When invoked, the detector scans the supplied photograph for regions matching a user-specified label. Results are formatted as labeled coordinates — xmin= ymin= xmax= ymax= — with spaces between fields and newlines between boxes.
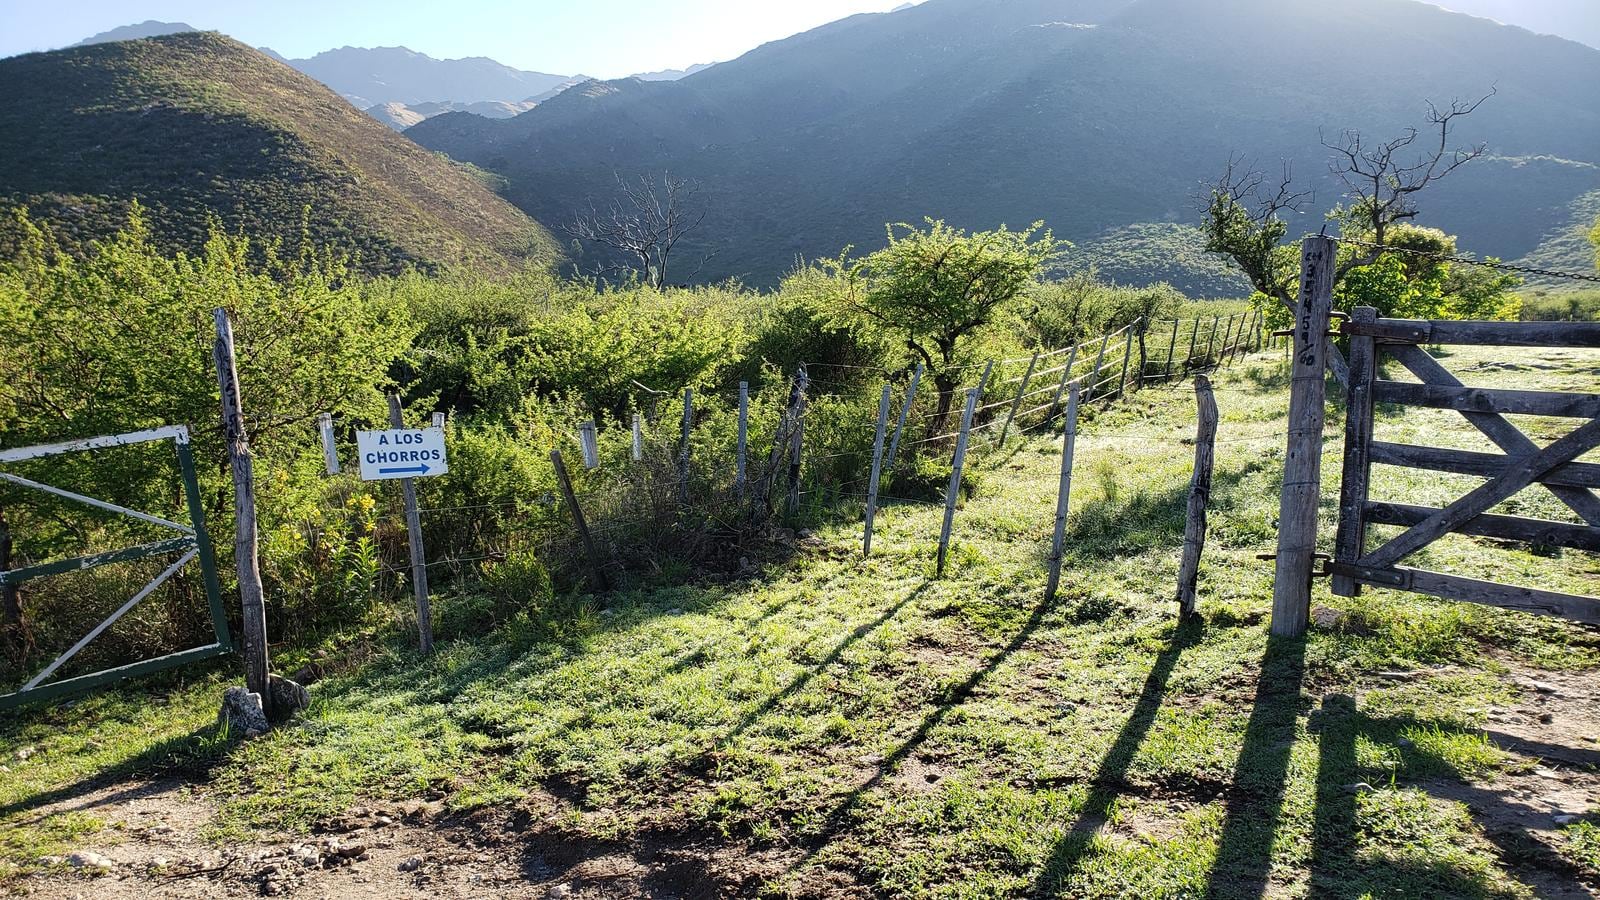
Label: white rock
xmin=67 ymin=851 xmax=113 ymax=871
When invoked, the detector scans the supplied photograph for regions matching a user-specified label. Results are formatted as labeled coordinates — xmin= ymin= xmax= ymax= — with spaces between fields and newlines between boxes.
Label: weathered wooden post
xmin=999 ymin=352 xmax=1040 ymax=447
xmin=318 ymin=413 xmax=339 ymax=475
xmin=1135 ymin=316 xmax=1150 ymax=388
xmin=1116 ymin=319 xmax=1137 ymax=399
xmin=551 ymin=449 xmax=608 ymax=591
xmin=735 ymin=382 xmax=750 ymax=499
xmin=785 ymin=367 xmax=809 ymax=517
xmin=936 ymin=388 xmax=980 ymax=576
xmin=579 ymin=421 xmax=600 ymax=469
xmin=1043 ymin=382 xmax=1082 ymax=603
xmin=1164 ymin=318 xmax=1180 ymax=379
xmin=212 ymin=309 xmax=273 ymax=713
xmin=1086 ymin=331 xmax=1111 ymax=402
xmin=677 ymin=389 xmax=694 ymax=502
xmin=388 ymin=394 xmax=434 ymax=653
xmin=631 ymin=413 xmax=643 ymax=462
xmin=884 ymin=363 xmax=922 ymax=477
xmin=1185 ymin=317 xmax=1201 ymax=371
xmin=863 ymin=384 xmax=893 ymax=557
xmin=1332 ymin=307 xmax=1378 ymax=598
xmin=1271 ymin=236 xmax=1336 ymax=638
xmin=1177 ymin=376 xmax=1218 ymax=620
xmin=1219 ymin=316 xmax=1238 ymax=367
xmin=431 ymin=412 xmax=447 ymax=429
xmin=1050 ymin=343 xmax=1080 ymax=418
xmin=1204 ymin=315 xmax=1220 ymax=368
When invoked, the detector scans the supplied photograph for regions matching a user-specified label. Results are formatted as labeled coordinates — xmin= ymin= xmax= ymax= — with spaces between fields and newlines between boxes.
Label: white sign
xmin=356 ymin=428 xmax=448 ymax=482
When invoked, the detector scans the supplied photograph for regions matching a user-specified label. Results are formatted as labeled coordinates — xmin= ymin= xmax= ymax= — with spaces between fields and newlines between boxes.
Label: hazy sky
xmin=0 ymin=0 xmax=916 ymax=78
xmin=0 ymin=1 xmax=1594 ymax=78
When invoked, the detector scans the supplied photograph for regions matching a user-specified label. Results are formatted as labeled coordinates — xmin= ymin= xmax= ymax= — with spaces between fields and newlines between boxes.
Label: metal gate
xmin=0 ymin=426 xmax=232 ymax=710
xmin=1329 ymin=308 xmax=1600 ymax=622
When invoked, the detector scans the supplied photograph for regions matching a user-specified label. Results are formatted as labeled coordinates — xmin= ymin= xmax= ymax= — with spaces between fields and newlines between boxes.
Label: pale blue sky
xmin=0 ymin=1 xmax=1593 ymax=78
xmin=0 ymin=0 xmax=917 ymax=78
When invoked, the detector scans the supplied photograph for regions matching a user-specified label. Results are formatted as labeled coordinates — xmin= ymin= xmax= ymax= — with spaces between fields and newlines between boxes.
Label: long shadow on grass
xmin=779 ymin=583 xmax=1076 ymax=883
xmin=1027 ymin=615 xmax=1206 ymax=893
xmin=1062 ymin=459 xmax=1274 ymax=563
xmin=1311 ymin=695 xmax=1593 ymax=899
xmin=1201 ymin=634 xmax=1308 ymax=899
xmin=0 ymin=722 xmax=226 ymax=820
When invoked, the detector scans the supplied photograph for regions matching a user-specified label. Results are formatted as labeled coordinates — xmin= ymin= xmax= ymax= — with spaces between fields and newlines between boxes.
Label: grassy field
xmin=3 ymin=343 xmax=1599 ymax=898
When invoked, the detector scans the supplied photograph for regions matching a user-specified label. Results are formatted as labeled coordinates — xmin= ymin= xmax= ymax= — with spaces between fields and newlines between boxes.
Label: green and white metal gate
xmin=0 ymin=425 xmax=232 ymax=711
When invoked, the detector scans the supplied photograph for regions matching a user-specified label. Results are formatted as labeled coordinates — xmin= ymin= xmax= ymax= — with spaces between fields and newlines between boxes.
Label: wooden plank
xmin=213 ymin=309 xmax=272 ymax=712
xmin=1176 ymin=376 xmax=1217 ymax=619
xmin=1366 ymin=501 xmax=1600 ymax=552
xmin=936 ymin=388 xmax=980 ymax=577
xmin=1044 ymin=382 xmax=1082 ymax=604
xmin=1389 ymin=344 xmax=1600 ymax=526
xmin=389 ymin=394 xmax=433 ymax=654
xmin=1370 ymin=442 xmax=1600 ymax=489
xmin=1333 ymin=307 xmax=1379 ymax=597
xmin=1345 ymin=319 xmax=1600 ymax=347
xmin=0 ymin=535 xmax=195 ymax=587
xmin=1328 ymin=562 xmax=1600 ymax=624
xmin=1361 ymin=415 xmax=1600 ymax=569
xmin=1272 ymin=236 xmax=1336 ymax=638
xmin=551 ymin=449 xmax=608 ymax=590
xmin=1374 ymin=381 xmax=1600 ymax=419
xmin=863 ymin=384 xmax=893 ymax=557
xmin=0 ymin=425 xmax=190 ymax=464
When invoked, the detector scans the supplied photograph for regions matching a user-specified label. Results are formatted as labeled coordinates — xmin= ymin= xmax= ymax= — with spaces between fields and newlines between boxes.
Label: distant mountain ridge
xmin=407 ymin=0 xmax=1600 ymax=290
xmin=0 ymin=32 xmax=556 ymax=274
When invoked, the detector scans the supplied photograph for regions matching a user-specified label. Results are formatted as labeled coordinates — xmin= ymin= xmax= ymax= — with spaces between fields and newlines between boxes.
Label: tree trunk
xmin=929 ymin=374 xmax=957 ymax=438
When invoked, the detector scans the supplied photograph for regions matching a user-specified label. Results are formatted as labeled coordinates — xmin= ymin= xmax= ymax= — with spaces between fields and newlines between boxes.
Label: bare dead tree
xmin=1201 ymin=156 xmax=1314 ymax=306
xmin=562 ymin=173 xmax=713 ymax=288
xmin=1323 ymin=89 xmax=1495 ymax=278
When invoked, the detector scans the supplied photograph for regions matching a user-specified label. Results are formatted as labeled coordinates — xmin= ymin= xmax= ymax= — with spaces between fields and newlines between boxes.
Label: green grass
xmin=3 ymin=344 xmax=1598 ymax=897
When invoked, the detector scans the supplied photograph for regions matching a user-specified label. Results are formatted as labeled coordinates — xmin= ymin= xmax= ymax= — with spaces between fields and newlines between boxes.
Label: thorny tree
xmin=563 ymin=174 xmax=712 ymax=289
xmin=1201 ymin=91 xmax=1496 ymax=382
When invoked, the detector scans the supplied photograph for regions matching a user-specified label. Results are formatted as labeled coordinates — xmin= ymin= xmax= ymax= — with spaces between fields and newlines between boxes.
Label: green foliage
xmin=1591 ymin=216 xmax=1599 ymax=269
xmin=1333 ymin=224 xmax=1520 ymax=321
xmin=1023 ymin=272 xmax=1184 ymax=350
xmin=1520 ymin=289 xmax=1600 ymax=322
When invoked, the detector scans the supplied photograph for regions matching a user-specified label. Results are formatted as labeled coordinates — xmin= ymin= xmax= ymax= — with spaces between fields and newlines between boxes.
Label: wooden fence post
xmin=212 ymin=309 xmax=272 ymax=713
xmin=976 ymin=360 xmax=995 ymax=404
xmin=551 ymin=449 xmax=608 ymax=591
xmin=1116 ymin=319 xmax=1137 ymax=399
xmin=1271 ymin=236 xmax=1336 ymax=637
xmin=1044 ymin=382 xmax=1082 ymax=603
xmin=1135 ymin=316 xmax=1150 ymax=388
xmin=1186 ymin=317 xmax=1201 ymax=371
xmin=1086 ymin=332 xmax=1111 ymax=402
xmin=1050 ymin=343 xmax=1080 ymax=418
xmin=389 ymin=394 xmax=434 ymax=653
xmin=735 ymin=382 xmax=749 ymax=499
xmin=1164 ymin=318 xmax=1180 ymax=379
xmin=936 ymin=388 xmax=980 ymax=576
xmin=1204 ymin=316 xmax=1220 ymax=368
xmin=786 ymin=367 xmax=809 ymax=517
xmin=863 ymin=384 xmax=893 ymax=557
xmin=1177 ymin=376 xmax=1218 ymax=619
xmin=999 ymin=352 xmax=1040 ymax=447
xmin=677 ymin=389 xmax=694 ymax=503
xmin=1332 ymin=307 xmax=1378 ymax=598
xmin=579 ymin=422 xmax=600 ymax=469
xmin=631 ymin=413 xmax=643 ymax=462
xmin=318 ymin=413 xmax=339 ymax=475
xmin=884 ymin=362 xmax=922 ymax=477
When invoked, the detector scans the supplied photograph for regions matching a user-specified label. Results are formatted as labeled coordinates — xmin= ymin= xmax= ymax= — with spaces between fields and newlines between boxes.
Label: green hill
xmin=0 ymin=32 xmax=557 ymax=274
xmin=409 ymin=0 xmax=1600 ymax=288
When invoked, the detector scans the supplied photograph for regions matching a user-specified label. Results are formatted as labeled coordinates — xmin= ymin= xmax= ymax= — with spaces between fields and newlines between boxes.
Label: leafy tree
xmin=1592 ymin=216 xmax=1599 ymax=270
xmin=802 ymin=219 xmax=1062 ymax=433
xmin=1331 ymin=223 xmax=1519 ymax=321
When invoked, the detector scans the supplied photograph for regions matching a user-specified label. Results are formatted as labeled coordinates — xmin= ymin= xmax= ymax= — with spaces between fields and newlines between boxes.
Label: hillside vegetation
xmin=0 ymin=32 xmax=557 ymax=275
xmin=409 ymin=0 xmax=1600 ymax=289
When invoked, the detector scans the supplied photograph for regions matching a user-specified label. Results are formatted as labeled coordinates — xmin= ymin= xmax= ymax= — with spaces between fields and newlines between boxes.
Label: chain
xmin=1334 ymin=236 xmax=1600 ymax=285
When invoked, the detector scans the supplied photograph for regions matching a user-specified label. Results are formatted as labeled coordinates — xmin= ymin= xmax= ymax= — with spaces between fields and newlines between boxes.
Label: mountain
xmin=0 ymin=32 xmax=557 ymax=274
xmin=283 ymin=45 xmax=574 ymax=108
xmin=73 ymin=21 xmax=196 ymax=46
xmin=408 ymin=0 xmax=1600 ymax=291
xmin=366 ymin=98 xmax=542 ymax=131
xmin=632 ymin=62 xmax=715 ymax=81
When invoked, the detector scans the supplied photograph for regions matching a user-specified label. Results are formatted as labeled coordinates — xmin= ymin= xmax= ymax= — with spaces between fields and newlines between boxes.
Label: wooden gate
xmin=1329 ymin=309 xmax=1600 ymax=622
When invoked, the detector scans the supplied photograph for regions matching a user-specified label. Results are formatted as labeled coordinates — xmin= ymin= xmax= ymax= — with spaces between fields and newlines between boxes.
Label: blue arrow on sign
xmin=379 ymin=463 xmax=431 ymax=476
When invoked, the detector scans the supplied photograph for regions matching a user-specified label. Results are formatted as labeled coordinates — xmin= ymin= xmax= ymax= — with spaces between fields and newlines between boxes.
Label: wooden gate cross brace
xmin=1362 ymin=414 xmax=1600 ymax=570
xmin=1389 ymin=344 xmax=1600 ymax=526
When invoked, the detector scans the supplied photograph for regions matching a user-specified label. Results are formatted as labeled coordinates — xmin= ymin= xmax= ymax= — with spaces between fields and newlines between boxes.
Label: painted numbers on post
xmin=356 ymin=428 xmax=448 ymax=481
